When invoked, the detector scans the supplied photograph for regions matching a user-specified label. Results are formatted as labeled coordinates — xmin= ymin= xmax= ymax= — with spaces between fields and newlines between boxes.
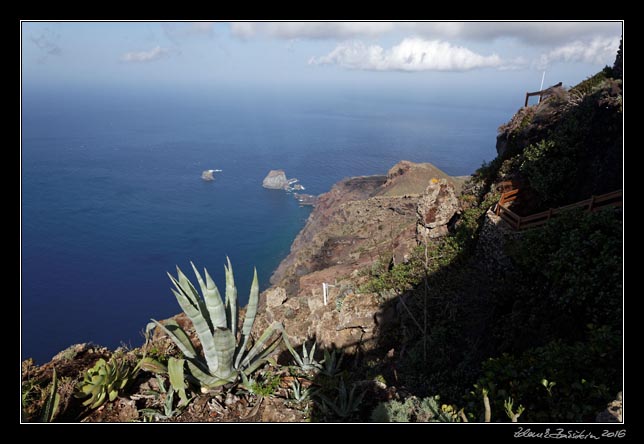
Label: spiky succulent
xmin=319 ymin=348 xmax=344 ymax=377
xmin=153 ymin=259 xmax=295 ymax=390
xmin=289 ymin=378 xmax=312 ymax=403
xmin=290 ymin=340 xmax=323 ymax=372
xmin=315 ymin=378 xmax=365 ymax=419
xmin=75 ymin=357 xmax=138 ymax=409
xmin=41 ymin=368 xmax=60 ymax=422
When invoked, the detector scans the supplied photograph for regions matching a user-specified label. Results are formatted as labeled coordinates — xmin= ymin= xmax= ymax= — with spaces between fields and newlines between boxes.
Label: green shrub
xmin=520 ymin=139 xmax=576 ymax=205
xmin=506 ymin=208 xmax=622 ymax=333
xmin=473 ymin=324 xmax=621 ymax=422
xmin=371 ymin=395 xmax=459 ymax=422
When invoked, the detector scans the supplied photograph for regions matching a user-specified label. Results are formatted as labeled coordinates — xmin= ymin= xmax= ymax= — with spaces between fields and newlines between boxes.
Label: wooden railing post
xmin=547 ymin=208 xmax=553 ymax=220
xmin=588 ymin=195 xmax=595 ymax=212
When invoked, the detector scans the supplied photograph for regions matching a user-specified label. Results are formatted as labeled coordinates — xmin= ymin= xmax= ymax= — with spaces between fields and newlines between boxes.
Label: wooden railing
xmin=495 ymin=188 xmax=622 ymax=231
xmin=525 ymin=82 xmax=563 ymax=107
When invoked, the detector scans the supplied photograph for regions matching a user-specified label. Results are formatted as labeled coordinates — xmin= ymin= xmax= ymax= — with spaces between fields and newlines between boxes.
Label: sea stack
xmin=201 ymin=170 xmax=215 ymax=181
xmin=262 ymin=170 xmax=290 ymax=189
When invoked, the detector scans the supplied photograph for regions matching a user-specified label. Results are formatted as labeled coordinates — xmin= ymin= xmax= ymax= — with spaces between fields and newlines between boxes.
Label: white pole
xmin=323 ymin=282 xmax=328 ymax=306
xmin=538 ymin=71 xmax=546 ymax=104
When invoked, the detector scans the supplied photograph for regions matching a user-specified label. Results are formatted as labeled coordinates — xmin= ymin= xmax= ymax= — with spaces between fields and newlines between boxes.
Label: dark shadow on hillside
xmin=273 ymin=204 xmax=623 ymax=423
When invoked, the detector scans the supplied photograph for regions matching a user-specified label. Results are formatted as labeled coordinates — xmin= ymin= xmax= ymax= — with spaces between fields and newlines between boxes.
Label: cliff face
xmin=257 ymin=160 xmax=464 ymax=351
xmin=270 ymin=161 xmax=464 ymax=294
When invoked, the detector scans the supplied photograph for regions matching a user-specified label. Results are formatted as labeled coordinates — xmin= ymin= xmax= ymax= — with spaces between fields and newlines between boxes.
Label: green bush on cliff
xmin=472 ymin=324 xmax=621 ymax=422
xmin=371 ymin=395 xmax=460 ymax=422
xmin=505 ymin=208 xmax=622 ymax=338
xmin=519 ymin=78 xmax=622 ymax=209
xmin=520 ymin=139 xmax=576 ymax=205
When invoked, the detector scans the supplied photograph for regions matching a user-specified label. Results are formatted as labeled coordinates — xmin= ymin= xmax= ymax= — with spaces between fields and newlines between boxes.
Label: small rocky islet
xmin=262 ymin=169 xmax=317 ymax=206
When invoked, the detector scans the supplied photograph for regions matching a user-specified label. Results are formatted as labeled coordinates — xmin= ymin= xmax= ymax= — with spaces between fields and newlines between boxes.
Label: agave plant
xmin=290 ymin=340 xmax=322 ymax=372
xmin=315 ymin=378 xmax=365 ymax=419
xmin=289 ymin=378 xmax=312 ymax=404
xmin=152 ymin=259 xmax=293 ymax=390
xmin=319 ymin=348 xmax=344 ymax=377
xmin=75 ymin=357 xmax=138 ymax=409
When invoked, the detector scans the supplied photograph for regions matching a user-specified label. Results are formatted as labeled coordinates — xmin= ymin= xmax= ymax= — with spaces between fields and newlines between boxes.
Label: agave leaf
xmin=224 ymin=257 xmax=238 ymax=338
xmin=242 ymin=336 xmax=282 ymax=376
xmin=185 ymin=361 xmax=228 ymax=388
xmin=140 ymin=357 xmax=168 ymax=374
xmin=212 ymin=328 xmax=237 ymax=381
xmin=169 ymin=272 xmax=198 ymax=313
xmin=171 ymin=268 xmax=215 ymax=335
xmin=168 ymin=285 xmax=215 ymax=348
xmin=191 ymin=263 xmax=227 ymax=329
xmin=165 ymin=386 xmax=175 ymax=414
xmin=272 ymin=322 xmax=303 ymax=369
xmin=239 ymin=321 xmax=282 ymax=369
xmin=108 ymin=389 xmax=118 ymax=402
xmin=240 ymin=269 xmax=259 ymax=337
xmin=162 ymin=279 xmax=220 ymax=374
xmin=41 ymin=368 xmax=60 ymax=422
xmin=151 ymin=319 xmax=198 ymax=360
xmin=175 ymin=266 xmax=206 ymax=313
xmin=168 ymin=357 xmax=190 ymax=407
xmin=234 ymin=269 xmax=259 ymax=369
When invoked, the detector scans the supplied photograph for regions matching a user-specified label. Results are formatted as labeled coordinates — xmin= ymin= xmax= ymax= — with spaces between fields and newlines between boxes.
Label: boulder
xmin=337 ymin=293 xmax=379 ymax=333
xmin=416 ymin=179 xmax=460 ymax=240
xmin=262 ymin=170 xmax=289 ymax=189
xmin=265 ymin=286 xmax=288 ymax=308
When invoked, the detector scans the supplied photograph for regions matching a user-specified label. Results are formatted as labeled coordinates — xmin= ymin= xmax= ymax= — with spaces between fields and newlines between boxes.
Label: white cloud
xmin=230 ymin=21 xmax=621 ymax=46
xmin=121 ymin=46 xmax=170 ymax=63
xmin=309 ymin=38 xmax=505 ymax=72
xmin=534 ymin=36 xmax=620 ymax=69
xmin=402 ymin=22 xmax=621 ymax=46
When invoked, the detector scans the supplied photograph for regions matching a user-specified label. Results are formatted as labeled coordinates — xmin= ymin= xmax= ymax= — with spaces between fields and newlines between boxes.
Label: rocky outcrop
xmin=253 ymin=161 xmax=463 ymax=351
xmin=416 ymin=179 xmax=460 ymax=240
xmin=262 ymin=170 xmax=290 ymax=189
xmin=201 ymin=170 xmax=215 ymax=181
xmin=377 ymin=160 xmax=459 ymax=196
xmin=596 ymin=392 xmax=622 ymax=423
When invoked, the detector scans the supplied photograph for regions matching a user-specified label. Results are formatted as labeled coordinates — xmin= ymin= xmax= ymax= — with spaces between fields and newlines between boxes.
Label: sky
xmin=22 ymin=21 xmax=623 ymax=98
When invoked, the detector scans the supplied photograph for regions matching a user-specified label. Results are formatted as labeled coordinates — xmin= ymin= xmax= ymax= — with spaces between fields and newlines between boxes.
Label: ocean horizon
xmin=21 ymin=87 xmax=515 ymax=364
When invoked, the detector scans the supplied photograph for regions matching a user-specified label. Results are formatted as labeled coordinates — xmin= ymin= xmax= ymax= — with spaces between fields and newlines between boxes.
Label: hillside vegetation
xmin=361 ymin=57 xmax=622 ymax=422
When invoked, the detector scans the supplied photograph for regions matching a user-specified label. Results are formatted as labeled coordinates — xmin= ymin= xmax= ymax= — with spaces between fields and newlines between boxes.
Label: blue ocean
xmin=21 ymin=86 xmax=515 ymax=363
